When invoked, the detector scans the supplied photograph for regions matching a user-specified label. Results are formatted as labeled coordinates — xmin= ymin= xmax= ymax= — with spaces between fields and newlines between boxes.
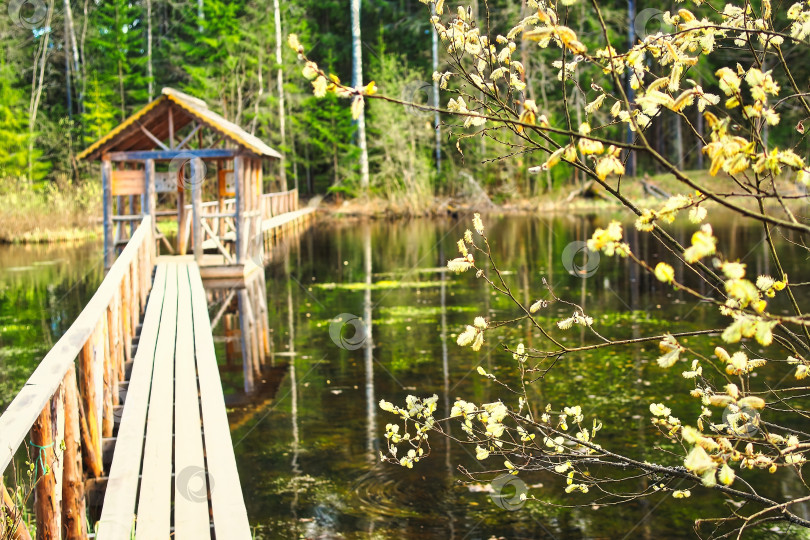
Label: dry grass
xmin=0 ymin=178 xmax=101 ymax=243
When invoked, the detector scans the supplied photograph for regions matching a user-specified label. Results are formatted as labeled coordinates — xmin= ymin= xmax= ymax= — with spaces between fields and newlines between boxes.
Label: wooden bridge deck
xmin=0 ymin=208 xmax=315 ymax=539
xmin=97 ymin=257 xmax=250 ymax=539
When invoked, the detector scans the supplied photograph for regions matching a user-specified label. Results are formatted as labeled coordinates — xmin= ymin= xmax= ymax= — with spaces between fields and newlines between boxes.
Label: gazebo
xmin=78 ymin=88 xmax=284 ymax=275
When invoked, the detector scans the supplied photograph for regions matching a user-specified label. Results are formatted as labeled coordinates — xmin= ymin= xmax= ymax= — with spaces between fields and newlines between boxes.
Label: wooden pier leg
xmin=61 ymin=365 xmax=87 ymax=540
xmin=31 ymin=402 xmax=58 ymax=539
xmin=237 ymin=290 xmax=255 ymax=392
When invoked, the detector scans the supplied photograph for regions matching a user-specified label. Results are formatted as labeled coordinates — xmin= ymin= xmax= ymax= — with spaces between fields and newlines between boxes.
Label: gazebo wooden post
xmin=144 ymin=159 xmax=157 ymax=253
xmin=177 ymin=173 xmax=186 ymax=255
xmin=234 ymin=155 xmax=244 ymax=264
xmin=217 ymin=159 xmax=225 ymax=237
xmin=191 ymin=158 xmax=203 ymax=264
xmin=102 ymin=157 xmax=113 ymax=268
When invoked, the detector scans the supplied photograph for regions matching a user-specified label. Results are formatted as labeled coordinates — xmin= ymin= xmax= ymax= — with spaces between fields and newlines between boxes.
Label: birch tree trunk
xmin=63 ymin=0 xmax=74 ymax=119
xmin=197 ymin=0 xmax=204 ymax=33
xmin=274 ymin=0 xmax=289 ymax=190
xmin=147 ymin=0 xmax=153 ymax=101
xmin=626 ymin=0 xmax=637 ymax=177
xmin=80 ymin=0 xmax=89 ymax=118
xmin=351 ymin=0 xmax=370 ymax=190
xmin=28 ymin=1 xmax=54 ymax=183
xmin=251 ymin=46 xmax=263 ymax=135
xmin=431 ymin=2 xmax=441 ymax=173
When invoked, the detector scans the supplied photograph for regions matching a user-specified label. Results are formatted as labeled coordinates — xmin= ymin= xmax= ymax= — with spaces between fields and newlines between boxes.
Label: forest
xmin=2 ymin=0 xmax=805 ymax=215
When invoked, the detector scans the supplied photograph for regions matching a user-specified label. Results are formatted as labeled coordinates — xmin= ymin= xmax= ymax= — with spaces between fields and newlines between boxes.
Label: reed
xmin=0 ymin=178 xmax=100 ymax=244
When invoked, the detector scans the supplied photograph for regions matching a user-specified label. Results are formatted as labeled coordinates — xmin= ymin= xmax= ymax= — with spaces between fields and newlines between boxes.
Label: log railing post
xmin=130 ymin=261 xmax=139 ymax=332
xmin=31 ymin=401 xmax=59 ymax=538
xmin=101 ymin=313 xmax=114 ymax=438
xmin=0 ymin=216 xmax=155 ymax=540
xmin=121 ymin=273 xmax=132 ymax=365
xmin=61 ymin=365 xmax=87 ymax=540
xmin=78 ymin=341 xmax=103 ymax=478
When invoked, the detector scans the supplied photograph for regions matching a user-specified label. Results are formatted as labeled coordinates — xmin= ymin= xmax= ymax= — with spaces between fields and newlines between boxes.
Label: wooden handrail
xmin=0 ymin=216 xmax=154 ymax=537
xmin=182 ymin=190 xmax=298 ymax=256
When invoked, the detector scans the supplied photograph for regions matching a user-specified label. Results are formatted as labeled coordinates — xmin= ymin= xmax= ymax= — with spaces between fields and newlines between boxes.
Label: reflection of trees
xmin=439 ymin=241 xmax=456 ymax=539
xmin=287 ymin=255 xmax=302 ymax=537
xmin=364 ymin=226 xmax=375 ymax=462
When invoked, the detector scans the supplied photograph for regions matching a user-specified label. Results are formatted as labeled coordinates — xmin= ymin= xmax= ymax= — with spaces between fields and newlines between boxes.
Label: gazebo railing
xmin=181 ymin=189 xmax=299 ymax=263
xmin=261 ymin=189 xmax=298 ymax=218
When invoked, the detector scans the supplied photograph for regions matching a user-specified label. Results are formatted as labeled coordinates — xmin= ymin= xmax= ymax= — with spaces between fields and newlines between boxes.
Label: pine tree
xmin=294 ymin=92 xmax=358 ymax=195
xmin=0 ymin=54 xmax=35 ymax=180
xmin=82 ymin=75 xmax=116 ymax=143
xmin=88 ymin=0 xmax=147 ymax=120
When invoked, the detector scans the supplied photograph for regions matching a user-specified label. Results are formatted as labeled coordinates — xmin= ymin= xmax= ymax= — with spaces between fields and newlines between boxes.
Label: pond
xmin=220 ymin=212 xmax=810 ymax=539
xmin=0 ymin=240 xmax=104 ymax=414
xmin=0 ymin=213 xmax=807 ymax=539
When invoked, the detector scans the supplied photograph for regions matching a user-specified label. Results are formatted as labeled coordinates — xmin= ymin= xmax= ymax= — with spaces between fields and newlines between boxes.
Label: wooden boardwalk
xmin=0 ymin=213 xmax=303 ymax=539
xmin=97 ymin=258 xmax=249 ymax=539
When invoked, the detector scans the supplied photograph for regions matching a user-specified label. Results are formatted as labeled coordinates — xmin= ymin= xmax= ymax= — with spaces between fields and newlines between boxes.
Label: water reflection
xmin=0 ymin=240 xmax=103 ymax=413
xmin=212 ymin=213 xmax=807 ymax=539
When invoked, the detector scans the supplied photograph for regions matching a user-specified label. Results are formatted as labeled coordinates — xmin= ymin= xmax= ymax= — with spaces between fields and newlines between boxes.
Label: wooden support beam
xmin=107 ymin=149 xmax=241 ymax=162
xmin=137 ymin=122 xmax=169 ymax=151
xmin=176 ymin=123 xmax=202 ymax=151
xmin=168 ymin=107 xmax=175 ymax=150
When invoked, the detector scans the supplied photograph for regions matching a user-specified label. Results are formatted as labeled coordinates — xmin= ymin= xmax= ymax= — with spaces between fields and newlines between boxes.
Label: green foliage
xmin=367 ymin=43 xmax=435 ymax=211
xmin=87 ymin=0 xmax=147 ymax=118
xmin=290 ymin=87 xmax=359 ymax=196
xmin=82 ymin=76 xmax=116 ymax=144
xmin=0 ymin=55 xmax=33 ymax=181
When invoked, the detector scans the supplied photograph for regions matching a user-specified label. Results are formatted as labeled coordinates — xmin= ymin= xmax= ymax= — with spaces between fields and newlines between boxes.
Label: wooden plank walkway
xmin=96 ymin=258 xmax=250 ymax=540
xmin=0 ymin=205 xmax=315 ymax=538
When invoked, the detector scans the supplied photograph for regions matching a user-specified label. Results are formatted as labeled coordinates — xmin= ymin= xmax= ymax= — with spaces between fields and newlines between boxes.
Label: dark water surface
xmin=0 ymin=240 xmax=104 ymax=414
xmin=220 ymin=213 xmax=809 ymax=539
xmin=1 ymin=214 xmax=808 ymax=539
